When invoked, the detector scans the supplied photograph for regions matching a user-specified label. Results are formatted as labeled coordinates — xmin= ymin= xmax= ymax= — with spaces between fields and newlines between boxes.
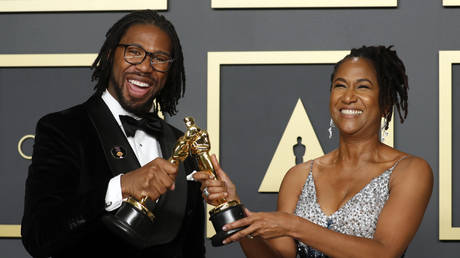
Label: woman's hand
xmin=222 ymin=209 xmax=298 ymax=244
xmin=192 ymin=154 xmax=240 ymax=206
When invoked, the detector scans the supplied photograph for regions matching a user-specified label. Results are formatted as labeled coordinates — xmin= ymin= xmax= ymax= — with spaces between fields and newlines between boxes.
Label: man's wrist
xmin=105 ymin=174 xmax=123 ymax=211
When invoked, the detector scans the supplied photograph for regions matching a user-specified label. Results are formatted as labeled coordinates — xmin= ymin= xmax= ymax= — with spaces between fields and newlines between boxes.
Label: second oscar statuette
xmin=182 ymin=117 xmax=247 ymax=247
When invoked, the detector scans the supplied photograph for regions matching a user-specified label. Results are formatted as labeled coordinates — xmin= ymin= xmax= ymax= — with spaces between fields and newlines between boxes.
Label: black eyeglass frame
xmin=117 ymin=43 xmax=174 ymax=72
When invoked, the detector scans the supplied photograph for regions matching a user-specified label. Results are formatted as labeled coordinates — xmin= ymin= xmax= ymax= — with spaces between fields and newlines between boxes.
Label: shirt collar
xmin=101 ymin=90 xmax=140 ymax=128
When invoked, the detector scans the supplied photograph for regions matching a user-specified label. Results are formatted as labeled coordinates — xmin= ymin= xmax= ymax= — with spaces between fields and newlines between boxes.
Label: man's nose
xmin=135 ymin=56 xmax=154 ymax=73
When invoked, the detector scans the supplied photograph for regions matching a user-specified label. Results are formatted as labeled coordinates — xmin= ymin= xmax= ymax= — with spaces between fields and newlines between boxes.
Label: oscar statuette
xmin=182 ymin=117 xmax=247 ymax=247
xmin=102 ymin=133 xmax=191 ymax=249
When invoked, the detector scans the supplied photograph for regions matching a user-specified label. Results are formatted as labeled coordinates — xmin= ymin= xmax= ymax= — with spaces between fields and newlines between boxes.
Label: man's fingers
xmin=151 ymin=157 xmax=179 ymax=175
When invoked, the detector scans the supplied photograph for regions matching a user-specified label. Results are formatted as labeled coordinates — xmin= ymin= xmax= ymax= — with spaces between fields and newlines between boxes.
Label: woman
xmin=195 ymin=46 xmax=433 ymax=258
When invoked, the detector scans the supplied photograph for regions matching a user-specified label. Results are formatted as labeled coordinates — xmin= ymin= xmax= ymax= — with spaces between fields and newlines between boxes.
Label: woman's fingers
xmin=222 ymin=223 xmax=259 ymax=244
xmin=200 ymin=179 xmax=226 ymax=192
xmin=192 ymin=171 xmax=214 ymax=182
xmin=244 ymin=208 xmax=253 ymax=216
xmin=211 ymin=154 xmax=231 ymax=182
xmin=223 ymin=214 xmax=254 ymax=231
xmin=204 ymin=186 xmax=228 ymax=200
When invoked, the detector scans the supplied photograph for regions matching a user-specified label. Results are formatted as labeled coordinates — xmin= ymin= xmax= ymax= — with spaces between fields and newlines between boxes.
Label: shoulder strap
xmin=309 ymin=160 xmax=314 ymax=174
xmin=389 ymin=155 xmax=409 ymax=172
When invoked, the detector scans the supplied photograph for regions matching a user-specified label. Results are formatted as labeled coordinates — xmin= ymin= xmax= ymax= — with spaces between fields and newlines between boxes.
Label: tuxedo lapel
xmin=85 ymin=95 xmax=140 ymax=176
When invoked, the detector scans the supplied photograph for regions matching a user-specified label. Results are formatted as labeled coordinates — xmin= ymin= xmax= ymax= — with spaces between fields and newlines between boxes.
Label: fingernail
xmin=222 ymin=226 xmax=227 ymax=231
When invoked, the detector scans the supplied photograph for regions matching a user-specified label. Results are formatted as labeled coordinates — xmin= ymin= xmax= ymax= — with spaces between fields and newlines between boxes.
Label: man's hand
xmin=120 ymin=157 xmax=178 ymax=201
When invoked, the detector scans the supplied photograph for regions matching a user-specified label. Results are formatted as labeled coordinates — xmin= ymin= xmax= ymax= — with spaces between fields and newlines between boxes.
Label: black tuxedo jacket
xmin=21 ymin=95 xmax=205 ymax=258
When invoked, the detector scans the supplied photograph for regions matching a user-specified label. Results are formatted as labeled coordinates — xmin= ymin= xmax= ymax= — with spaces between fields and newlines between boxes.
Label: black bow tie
xmin=119 ymin=115 xmax=163 ymax=138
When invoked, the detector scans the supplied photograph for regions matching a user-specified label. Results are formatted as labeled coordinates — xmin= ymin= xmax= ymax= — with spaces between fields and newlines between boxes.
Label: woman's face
xmin=329 ymin=57 xmax=382 ymax=139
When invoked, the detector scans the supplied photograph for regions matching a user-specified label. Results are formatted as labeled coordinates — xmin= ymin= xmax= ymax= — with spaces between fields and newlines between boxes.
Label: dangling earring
xmin=328 ymin=118 xmax=335 ymax=139
xmin=381 ymin=118 xmax=388 ymax=142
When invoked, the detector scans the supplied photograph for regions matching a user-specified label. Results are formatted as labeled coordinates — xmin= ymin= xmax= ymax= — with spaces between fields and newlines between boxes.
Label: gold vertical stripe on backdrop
xmin=439 ymin=51 xmax=460 ymax=240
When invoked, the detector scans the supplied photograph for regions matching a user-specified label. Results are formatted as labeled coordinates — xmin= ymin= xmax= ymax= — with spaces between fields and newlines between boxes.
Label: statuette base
xmin=209 ymin=203 xmax=247 ymax=246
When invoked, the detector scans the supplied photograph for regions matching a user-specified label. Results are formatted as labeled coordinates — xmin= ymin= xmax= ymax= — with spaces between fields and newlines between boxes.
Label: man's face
xmin=108 ymin=23 xmax=172 ymax=115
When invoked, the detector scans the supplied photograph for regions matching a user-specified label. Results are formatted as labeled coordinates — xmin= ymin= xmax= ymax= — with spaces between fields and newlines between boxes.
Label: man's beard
xmin=110 ymin=75 xmax=156 ymax=117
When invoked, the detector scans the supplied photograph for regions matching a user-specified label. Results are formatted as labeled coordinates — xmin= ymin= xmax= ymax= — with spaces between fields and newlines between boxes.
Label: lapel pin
xmin=111 ymin=146 xmax=126 ymax=159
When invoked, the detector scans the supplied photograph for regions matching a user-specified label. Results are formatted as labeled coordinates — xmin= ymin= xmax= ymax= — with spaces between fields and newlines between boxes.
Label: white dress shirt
xmin=101 ymin=90 xmax=163 ymax=211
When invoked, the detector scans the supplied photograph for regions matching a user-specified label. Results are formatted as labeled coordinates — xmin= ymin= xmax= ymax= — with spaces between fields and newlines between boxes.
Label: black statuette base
xmin=209 ymin=204 xmax=246 ymax=247
xmin=102 ymin=201 xmax=155 ymax=249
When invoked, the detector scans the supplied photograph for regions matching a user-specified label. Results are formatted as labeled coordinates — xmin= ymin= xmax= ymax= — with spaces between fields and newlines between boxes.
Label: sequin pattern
xmin=295 ymin=158 xmax=406 ymax=258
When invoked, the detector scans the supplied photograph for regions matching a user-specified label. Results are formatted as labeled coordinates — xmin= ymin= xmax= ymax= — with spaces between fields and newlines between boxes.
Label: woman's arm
xmin=224 ymin=156 xmax=433 ymax=258
xmin=227 ymin=162 xmax=312 ymax=258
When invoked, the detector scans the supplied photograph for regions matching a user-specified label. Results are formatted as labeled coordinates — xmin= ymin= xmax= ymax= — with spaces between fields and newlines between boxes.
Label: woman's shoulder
xmin=280 ymin=152 xmax=335 ymax=191
xmin=282 ymin=161 xmax=312 ymax=183
xmin=388 ymin=149 xmax=431 ymax=173
xmin=280 ymin=160 xmax=317 ymax=195
xmin=278 ymin=161 xmax=314 ymax=212
xmin=390 ymin=153 xmax=433 ymax=188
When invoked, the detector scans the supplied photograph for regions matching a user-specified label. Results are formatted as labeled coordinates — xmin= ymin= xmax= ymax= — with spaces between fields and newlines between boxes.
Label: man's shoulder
xmin=39 ymin=102 xmax=88 ymax=125
xmin=36 ymin=96 xmax=100 ymax=134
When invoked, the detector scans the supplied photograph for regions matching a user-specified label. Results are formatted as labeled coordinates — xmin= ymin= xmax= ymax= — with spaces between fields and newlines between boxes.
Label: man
xmin=21 ymin=10 xmax=205 ymax=258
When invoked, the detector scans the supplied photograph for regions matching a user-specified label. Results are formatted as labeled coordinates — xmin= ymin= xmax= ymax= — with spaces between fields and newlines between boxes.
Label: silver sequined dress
xmin=294 ymin=158 xmax=406 ymax=258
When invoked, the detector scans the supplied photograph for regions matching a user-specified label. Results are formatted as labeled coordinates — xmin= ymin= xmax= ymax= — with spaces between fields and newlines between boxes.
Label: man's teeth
xmin=341 ymin=109 xmax=363 ymax=115
xmin=129 ymin=80 xmax=150 ymax=88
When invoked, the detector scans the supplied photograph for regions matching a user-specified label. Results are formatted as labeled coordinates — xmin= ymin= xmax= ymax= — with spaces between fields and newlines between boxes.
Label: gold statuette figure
xmin=182 ymin=117 xmax=246 ymax=246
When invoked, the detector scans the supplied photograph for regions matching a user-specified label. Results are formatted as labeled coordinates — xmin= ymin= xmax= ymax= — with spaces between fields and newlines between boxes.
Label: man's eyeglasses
xmin=117 ymin=44 xmax=174 ymax=72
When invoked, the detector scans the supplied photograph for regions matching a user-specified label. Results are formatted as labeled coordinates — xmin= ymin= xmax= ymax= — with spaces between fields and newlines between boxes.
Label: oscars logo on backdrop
xmin=259 ymin=98 xmax=324 ymax=192
xmin=293 ymin=136 xmax=306 ymax=165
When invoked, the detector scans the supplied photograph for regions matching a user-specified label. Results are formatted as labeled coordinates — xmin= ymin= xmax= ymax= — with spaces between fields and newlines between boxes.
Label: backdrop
xmin=0 ymin=0 xmax=459 ymax=257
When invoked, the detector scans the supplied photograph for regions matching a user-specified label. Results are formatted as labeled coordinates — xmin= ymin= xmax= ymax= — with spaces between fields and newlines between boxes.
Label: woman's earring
xmin=328 ymin=118 xmax=335 ymax=139
xmin=381 ymin=118 xmax=388 ymax=142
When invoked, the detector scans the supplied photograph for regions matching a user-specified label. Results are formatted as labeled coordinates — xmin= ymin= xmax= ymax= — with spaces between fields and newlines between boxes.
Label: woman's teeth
xmin=341 ymin=109 xmax=363 ymax=115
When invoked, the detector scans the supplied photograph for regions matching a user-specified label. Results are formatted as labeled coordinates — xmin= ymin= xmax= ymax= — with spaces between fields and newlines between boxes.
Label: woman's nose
xmin=342 ymin=88 xmax=357 ymax=103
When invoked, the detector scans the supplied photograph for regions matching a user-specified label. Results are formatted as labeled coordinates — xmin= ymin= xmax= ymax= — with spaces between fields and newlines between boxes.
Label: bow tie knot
xmin=119 ymin=115 xmax=163 ymax=138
